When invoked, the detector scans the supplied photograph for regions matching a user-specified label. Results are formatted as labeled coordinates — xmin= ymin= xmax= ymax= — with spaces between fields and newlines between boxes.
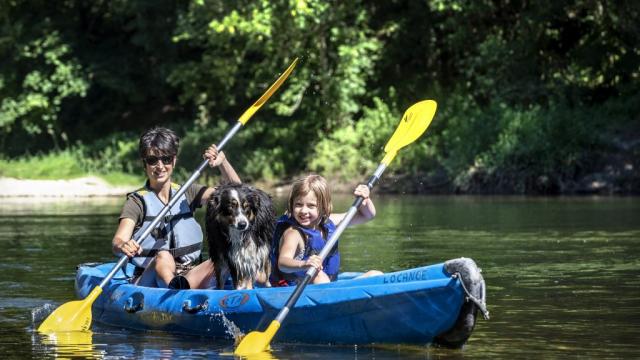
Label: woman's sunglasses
xmin=143 ymin=155 xmax=174 ymax=166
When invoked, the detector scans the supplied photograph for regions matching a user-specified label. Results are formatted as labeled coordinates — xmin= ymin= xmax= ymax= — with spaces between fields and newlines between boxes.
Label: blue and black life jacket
xmin=130 ymin=183 xmax=203 ymax=268
xmin=269 ymin=214 xmax=339 ymax=286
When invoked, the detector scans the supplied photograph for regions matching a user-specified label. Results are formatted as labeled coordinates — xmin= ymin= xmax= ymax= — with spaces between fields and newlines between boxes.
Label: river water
xmin=0 ymin=195 xmax=638 ymax=359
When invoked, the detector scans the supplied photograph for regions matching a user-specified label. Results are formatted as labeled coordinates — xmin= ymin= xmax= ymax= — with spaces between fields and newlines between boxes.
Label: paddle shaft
xmin=274 ymin=164 xmax=386 ymax=324
xmin=99 ymin=122 xmax=243 ymax=289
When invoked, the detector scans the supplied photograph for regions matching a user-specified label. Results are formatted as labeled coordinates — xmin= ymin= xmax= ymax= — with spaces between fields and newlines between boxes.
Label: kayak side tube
xmin=433 ymin=257 xmax=489 ymax=348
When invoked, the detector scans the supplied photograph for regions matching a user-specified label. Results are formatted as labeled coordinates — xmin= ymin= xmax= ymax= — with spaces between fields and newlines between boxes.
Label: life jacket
xmin=270 ymin=214 xmax=339 ymax=286
xmin=130 ymin=182 xmax=203 ymax=268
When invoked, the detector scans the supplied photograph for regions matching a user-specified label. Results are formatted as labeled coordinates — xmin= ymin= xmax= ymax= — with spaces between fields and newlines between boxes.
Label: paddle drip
xmin=31 ymin=303 xmax=56 ymax=327
xmin=211 ymin=312 xmax=245 ymax=344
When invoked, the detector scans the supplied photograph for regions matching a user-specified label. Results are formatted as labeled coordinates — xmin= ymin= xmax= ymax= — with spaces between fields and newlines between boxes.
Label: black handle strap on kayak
xmin=137 ymin=242 xmax=202 ymax=258
xmin=182 ymin=300 xmax=208 ymax=314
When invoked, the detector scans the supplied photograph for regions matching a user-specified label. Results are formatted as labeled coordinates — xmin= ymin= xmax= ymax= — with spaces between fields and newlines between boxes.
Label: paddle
xmin=37 ymin=58 xmax=299 ymax=333
xmin=234 ymin=99 xmax=438 ymax=356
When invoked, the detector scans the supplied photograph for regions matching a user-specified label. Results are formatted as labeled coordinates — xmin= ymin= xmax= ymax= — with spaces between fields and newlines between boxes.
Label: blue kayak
xmin=75 ymin=258 xmax=488 ymax=347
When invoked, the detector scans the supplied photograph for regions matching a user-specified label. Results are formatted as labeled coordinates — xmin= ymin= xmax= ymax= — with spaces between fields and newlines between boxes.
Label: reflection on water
xmin=219 ymin=349 xmax=279 ymax=360
xmin=1 ymin=196 xmax=639 ymax=358
xmin=34 ymin=331 xmax=104 ymax=359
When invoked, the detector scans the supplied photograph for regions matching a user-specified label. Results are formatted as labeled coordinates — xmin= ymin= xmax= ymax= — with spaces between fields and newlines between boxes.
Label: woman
xmin=112 ymin=127 xmax=240 ymax=289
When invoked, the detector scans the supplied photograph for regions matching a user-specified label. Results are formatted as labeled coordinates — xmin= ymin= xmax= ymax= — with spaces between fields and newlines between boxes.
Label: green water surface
xmin=0 ymin=195 xmax=638 ymax=359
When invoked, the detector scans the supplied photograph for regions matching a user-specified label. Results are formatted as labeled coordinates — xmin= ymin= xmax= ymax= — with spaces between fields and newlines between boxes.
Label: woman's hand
xmin=116 ymin=239 xmax=141 ymax=258
xmin=204 ymin=144 xmax=226 ymax=167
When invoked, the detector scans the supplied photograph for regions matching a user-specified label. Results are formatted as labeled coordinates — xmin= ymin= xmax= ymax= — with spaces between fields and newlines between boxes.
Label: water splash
xmin=31 ymin=303 xmax=56 ymax=327
xmin=210 ymin=311 xmax=245 ymax=344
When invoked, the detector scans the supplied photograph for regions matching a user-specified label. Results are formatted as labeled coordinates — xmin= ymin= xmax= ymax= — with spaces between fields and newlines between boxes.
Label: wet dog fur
xmin=205 ymin=183 xmax=275 ymax=289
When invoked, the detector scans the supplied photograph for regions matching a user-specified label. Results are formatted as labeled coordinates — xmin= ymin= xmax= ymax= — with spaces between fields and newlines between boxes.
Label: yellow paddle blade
xmin=238 ymin=58 xmax=299 ymax=125
xmin=381 ymin=99 xmax=437 ymax=166
xmin=37 ymin=286 xmax=102 ymax=333
xmin=234 ymin=320 xmax=281 ymax=356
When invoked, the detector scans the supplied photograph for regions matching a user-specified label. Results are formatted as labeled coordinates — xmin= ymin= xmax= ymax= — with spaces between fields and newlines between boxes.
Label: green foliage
xmin=81 ymin=133 xmax=141 ymax=176
xmin=0 ymin=146 xmax=141 ymax=185
xmin=310 ymin=96 xmax=395 ymax=179
xmin=167 ymin=0 xmax=383 ymax=178
xmin=0 ymin=30 xmax=88 ymax=142
xmin=0 ymin=0 xmax=638 ymax=193
xmin=0 ymin=149 xmax=85 ymax=179
xmin=178 ymin=118 xmax=303 ymax=183
xmin=437 ymin=98 xmax=615 ymax=193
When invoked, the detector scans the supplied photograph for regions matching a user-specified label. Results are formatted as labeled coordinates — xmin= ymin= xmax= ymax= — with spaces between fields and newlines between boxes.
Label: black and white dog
xmin=205 ymin=183 xmax=275 ymax=289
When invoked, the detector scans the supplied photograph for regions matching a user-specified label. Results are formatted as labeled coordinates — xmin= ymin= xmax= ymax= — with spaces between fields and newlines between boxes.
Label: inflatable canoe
xmin=75 ymin=258 xmax=488 ymax=347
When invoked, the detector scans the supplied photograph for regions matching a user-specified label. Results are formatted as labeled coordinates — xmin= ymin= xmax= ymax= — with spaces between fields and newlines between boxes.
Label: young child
xmin=271 ymin=174 xmax=382 ymax=286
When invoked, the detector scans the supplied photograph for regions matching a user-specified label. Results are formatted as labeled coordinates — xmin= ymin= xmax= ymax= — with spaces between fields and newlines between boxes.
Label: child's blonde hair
xmin=287 ymin=174 xmax=333 ymax=224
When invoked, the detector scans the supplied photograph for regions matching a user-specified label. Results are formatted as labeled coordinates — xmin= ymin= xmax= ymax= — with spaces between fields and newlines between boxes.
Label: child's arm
xmin=278 ymin=228 xmax=324 ymax=273
xmin=330 ymin=184 xmax=377 ymax=226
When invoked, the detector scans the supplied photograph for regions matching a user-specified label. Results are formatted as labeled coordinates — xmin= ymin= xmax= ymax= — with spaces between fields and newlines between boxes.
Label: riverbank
xmin=2 ymin=146 xmax=639 ymax=199
xmin=0 ymin=176 xmax=364 ymax=198
xmin=0 ymin=176 xmax=131 ymax=197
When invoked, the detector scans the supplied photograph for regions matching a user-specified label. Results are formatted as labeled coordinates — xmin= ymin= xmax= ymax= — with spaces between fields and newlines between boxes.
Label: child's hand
xmin=204 ymin=144 xmax=225 ymax=167
xmin=304 ymin=255 xmax=324 ymax=271
xmin=354 ymin=184 xmax=370 ymax=199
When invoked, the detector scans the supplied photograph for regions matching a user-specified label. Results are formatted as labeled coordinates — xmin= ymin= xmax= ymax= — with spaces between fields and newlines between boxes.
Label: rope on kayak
xmin=452 ymin=272 xmax=490 ymax=320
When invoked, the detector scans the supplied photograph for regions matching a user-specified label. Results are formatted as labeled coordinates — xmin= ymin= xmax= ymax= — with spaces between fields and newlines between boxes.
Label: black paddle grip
xmin=352 ymin=175 xmax=379 ymax=208
xmin=366 ymin=174 xmax=379 ymax=189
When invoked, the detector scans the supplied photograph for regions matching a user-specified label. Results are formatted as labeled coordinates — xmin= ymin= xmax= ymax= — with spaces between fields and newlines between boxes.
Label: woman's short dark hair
xmin=138 ymin=127 xmax=179 ymax=158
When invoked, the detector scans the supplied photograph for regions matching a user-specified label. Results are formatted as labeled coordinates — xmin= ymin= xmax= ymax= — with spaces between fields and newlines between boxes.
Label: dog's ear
xmin=208 ymin=190 xmax=222 ymax=211
xmin=247 ymin=188 xmax=262 ymax=209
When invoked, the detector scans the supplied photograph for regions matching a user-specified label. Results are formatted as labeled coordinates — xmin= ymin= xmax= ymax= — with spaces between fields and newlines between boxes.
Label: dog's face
xmin=206 ymin=183 xmax=275 ymax=289
xmin=210 ymin=186 xmax=259 ymax=232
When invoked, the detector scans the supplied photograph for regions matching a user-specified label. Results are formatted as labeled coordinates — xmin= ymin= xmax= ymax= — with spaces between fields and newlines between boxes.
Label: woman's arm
xmin=217 ymin=152 xmax=241 ymax=184
xmin=204 ymin=144 xmax=241 ymax=184
xmin=200 ymin=145 xmax=242 ymax=206
xmin=112 ymin=218 xmax=139 ymax=257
